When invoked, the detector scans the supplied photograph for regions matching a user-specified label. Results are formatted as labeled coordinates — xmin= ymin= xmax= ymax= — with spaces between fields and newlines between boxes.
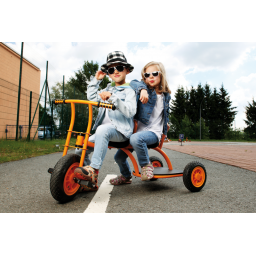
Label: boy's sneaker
xmin=74 ymin=166 xmax=98 ymax=186
xmin=141 ymin=163 xmax=154 ymax=181
xmin=109 ymin=175 xmax=132 ymax=185
xmin=79 ymin=181 xmax=98 ymax=192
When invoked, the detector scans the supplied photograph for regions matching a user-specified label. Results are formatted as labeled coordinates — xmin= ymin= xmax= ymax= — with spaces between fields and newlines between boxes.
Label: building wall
xmin=0 ymin=43 xmax=41 ymax=139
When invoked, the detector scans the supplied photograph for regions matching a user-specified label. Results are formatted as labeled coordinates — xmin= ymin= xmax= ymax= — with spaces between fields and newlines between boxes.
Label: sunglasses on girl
xmin=108 ymin=65 xmax=126 ymax=74
xmin=144 ymin=71 xmax=161 ymax=78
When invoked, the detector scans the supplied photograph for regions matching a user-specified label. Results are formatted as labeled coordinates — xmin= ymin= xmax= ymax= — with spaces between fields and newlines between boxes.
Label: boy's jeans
xmin=114 ymin=131 xmax=159 ymax=178
xmin=75 ymin=124 xmax=127 ymax=170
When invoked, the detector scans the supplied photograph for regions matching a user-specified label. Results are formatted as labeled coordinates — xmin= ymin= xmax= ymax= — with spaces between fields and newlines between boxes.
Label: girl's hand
xmin=140 ymin=89 xmax=148 ymax=104
xmin=167 ymin=124 xmax=170 ymax=131
xmin=99 ymin=91 xmax=112 ymax=101
xmin=95 ymin=70 xmax=106 ymax=80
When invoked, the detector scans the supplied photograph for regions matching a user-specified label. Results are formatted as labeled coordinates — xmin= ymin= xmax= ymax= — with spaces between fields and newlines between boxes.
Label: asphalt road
xmin=0 ymin=147 xmax=256 ymax=213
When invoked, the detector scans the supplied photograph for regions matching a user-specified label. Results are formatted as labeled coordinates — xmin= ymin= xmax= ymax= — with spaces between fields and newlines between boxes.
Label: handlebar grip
xmin=98 ymin=102 xmax=116 ymax=110
xmin=53 ymin=99 xmax=66 ymax=105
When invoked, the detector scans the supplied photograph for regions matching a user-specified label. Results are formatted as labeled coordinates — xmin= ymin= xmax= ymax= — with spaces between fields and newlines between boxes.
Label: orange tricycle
xmin=48 ymin=99 xmax=207 ymax=203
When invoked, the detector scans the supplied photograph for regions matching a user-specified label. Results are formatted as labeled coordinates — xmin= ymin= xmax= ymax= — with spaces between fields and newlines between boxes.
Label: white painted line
xmin=84 ymin=174 xmax=117 ymax=213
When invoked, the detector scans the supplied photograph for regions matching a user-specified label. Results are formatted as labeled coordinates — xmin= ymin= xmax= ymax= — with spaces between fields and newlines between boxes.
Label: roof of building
xmin=0 ymin=42 xmax=40 ymax=71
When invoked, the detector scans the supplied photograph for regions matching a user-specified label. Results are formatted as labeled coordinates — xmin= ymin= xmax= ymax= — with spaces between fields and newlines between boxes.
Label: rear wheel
xmin=149 ymin=156 xmax=163 ymax=181
xmin=183 ymin=161 xmax=207 ymax=192
xmin=50 ymin=154 xmax=81 ymax=203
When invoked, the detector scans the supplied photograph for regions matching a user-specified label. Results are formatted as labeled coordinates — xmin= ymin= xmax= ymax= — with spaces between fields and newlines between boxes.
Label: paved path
xmin=1 ymin=146 xmax=256 ymax=213
xmin=163 ymin=141 xmax=256 ymax=172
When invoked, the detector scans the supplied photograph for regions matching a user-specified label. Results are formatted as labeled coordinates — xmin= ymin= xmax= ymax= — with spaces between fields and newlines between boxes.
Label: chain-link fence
xmin=0 ymin=78 xmax=40 ymax=140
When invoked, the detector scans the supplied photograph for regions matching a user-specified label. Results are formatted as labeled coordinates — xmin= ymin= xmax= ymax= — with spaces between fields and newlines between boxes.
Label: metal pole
xmin=16 ymin=42 xmax=24 ymax=141
xmin=27 ymin=91 xmax=32 ymax=141
xmin=62 ymin=75 xmax=64 ymax=138
xmin=29 ymin=80 xmax=46 ymax=129
xmin=51 ymin=101 xmax=53 ymax=140
xmin=200 ymin=102 xmax=201 ymax=141
xmin=44 ymin=61 xmax=48 ymax=140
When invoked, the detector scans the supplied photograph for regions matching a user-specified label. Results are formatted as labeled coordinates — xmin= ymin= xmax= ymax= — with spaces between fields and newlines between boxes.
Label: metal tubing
xmin=15 ymin=42 xmax=24 ymax=141
xmin=79 ymin=104 xmax=93 ymax=166
xmin=153 ymin=147 xmax=173 ymax=170
xmin=63 ymin=103 xmax=76 ymax=156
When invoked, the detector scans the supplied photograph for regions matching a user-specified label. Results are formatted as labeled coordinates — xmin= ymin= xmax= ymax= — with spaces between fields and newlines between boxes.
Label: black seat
xmin=108 ymin=140 xmax=159 ymax=149
xmin=108 ymin=140 xmax=130 ymax=148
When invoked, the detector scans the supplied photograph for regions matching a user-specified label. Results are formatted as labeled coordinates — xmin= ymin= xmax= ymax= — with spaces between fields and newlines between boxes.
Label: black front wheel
xmin=183 ymin=161 xmax=207 ymax=192
xmin=50 ymin=154 xmax=81 ymax=203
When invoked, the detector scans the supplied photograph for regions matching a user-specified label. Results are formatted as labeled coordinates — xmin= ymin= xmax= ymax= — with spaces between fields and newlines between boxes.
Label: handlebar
xmin=53 ymin=99 xmax=116 ymax=110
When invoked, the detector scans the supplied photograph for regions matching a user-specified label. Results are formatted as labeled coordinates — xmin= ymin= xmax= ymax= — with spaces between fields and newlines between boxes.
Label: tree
xmin=68 ymin=60 xmax=110 ymax=96
xmin=50 ymin=60 xmax=111 ymax=134
xmin=39 ymin=103 xmax=53 ymax=126
xmin=244 ymin=98 xmax=256 ymax=139
xmin=169 ymin=83 xmax=236 ymax=140
xmin=170 ymin=86 xmax=187 ymax=125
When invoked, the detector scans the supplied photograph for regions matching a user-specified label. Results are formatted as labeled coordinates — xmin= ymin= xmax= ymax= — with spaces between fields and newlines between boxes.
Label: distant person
xmin=110 ymin=61 xmax=171 ymax=185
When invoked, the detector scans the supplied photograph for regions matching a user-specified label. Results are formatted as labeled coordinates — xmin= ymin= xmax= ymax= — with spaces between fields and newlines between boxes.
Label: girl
xmin=110 ymin=61 xmax=171 ymax=185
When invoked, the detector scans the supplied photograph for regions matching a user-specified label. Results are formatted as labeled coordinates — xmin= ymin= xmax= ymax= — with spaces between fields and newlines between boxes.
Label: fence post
xmin=62 ymin=75 xmax=64 ymax=138
xmin=27 ymin=91 xmax=32 ymax=141
xmin=44 ymin=61 xmax=48 ymax=140
xmin=51 ymin=101 xmax=53 ymax=140
xmin=16 ymin=42 xmax=24 ymax=141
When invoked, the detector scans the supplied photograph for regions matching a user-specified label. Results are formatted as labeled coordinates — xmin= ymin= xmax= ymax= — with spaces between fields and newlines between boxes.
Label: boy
xmin=74 ymin=51 xmax=136 ymax=191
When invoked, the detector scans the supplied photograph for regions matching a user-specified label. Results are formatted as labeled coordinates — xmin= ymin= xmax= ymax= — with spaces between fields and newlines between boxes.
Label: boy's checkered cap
xmin=101 ymin=51 xmax=134 ymax=74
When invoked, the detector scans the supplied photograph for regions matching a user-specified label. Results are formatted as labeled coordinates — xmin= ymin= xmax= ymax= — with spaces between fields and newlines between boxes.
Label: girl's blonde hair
xmin=141 ymin=61 xmax=171 ymax=94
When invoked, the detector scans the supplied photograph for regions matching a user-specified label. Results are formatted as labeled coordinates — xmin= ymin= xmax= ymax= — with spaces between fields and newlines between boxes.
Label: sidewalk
xmin=162 ymin=141 xmax=256 ymax=172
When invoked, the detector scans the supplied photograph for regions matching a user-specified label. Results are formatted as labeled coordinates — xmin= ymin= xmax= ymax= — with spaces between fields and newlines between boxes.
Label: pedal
xmin=73 ymin=178 xmax=89 ymax=186
xmin=48 ymin=168 xmax=54 ymax=174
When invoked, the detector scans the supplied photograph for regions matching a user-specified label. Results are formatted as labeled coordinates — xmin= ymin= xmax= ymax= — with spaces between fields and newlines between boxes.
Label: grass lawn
xmin=0 ymin=138 xmax=77 ymax=164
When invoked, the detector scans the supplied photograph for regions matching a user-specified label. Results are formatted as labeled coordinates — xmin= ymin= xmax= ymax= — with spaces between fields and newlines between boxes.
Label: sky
xmin=4 ymin=41 xmax=256 ymax=129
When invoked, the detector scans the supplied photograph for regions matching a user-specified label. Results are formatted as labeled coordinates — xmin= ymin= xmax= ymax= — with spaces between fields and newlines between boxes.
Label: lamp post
xmin=200 ymin=97 xmax=206 ymax=141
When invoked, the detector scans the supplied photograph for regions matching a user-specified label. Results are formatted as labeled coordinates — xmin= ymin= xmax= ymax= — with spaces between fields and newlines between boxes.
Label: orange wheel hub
xmin=152 ymin=161 xmax=162 ymax=167
xmin=191 ymin=166 xmax=205 ymax=187
xmin=63 ymin=163 xmax=80 ymax=195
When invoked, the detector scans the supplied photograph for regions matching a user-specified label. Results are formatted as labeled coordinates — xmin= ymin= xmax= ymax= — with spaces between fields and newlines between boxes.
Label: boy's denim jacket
xmin=87 ymin=77 xmax=136 ymax=138
xmin=129 ymin=79 xmax=171 ymax=136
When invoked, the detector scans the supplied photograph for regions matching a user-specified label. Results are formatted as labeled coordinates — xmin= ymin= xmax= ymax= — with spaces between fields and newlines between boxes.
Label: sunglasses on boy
xmin=107 ymin=65 xmax=126 ymax=75
xmin=144 ymin=71 xmax=161 ymax=78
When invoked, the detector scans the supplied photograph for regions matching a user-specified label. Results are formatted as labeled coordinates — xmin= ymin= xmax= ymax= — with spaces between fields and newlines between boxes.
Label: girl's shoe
xmin=141 ymin=163 xmax=154 ymax=181
xmin=74 ymin=166 xmax=98 ymax=185
xmin=109 ymin=175 xmax=132 ymax=185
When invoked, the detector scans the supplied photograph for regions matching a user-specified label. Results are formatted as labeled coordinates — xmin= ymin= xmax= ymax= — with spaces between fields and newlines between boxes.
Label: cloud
xmin=231 ymin=73 xmax=256 ymax=128
xmin=4 ymin=42 xmax=256 ymax=129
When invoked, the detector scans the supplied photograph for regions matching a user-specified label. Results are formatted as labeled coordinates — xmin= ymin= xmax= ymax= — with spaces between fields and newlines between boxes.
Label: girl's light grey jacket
xmin=87 ymin=77 xmax=137 ymax=138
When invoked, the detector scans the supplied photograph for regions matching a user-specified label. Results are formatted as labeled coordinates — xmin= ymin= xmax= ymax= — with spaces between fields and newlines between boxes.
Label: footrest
xmin=133 ymin=167 xmax=183 ymax=176
xmin=73 ymin=178 xmax=90 ymax=186
xmin=153 ymin=167 xmax=183 ymax=176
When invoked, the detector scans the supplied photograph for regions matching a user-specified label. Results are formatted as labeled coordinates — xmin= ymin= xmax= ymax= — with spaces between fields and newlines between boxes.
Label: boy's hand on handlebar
xmin=99 ymin=91 xmax=112 ymax=101
xmin=140 ymin=89 xmax=148 ymax=104
xmin=95 ymin=70 xmax=106 ymax=80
